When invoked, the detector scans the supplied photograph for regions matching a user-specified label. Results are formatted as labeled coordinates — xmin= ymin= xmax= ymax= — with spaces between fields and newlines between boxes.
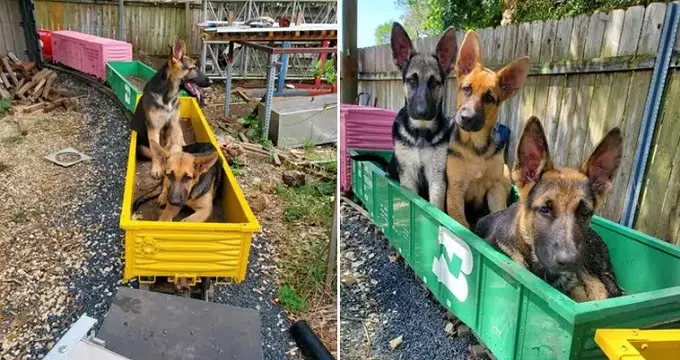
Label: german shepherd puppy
xmin=144 ymin=140 xmax=222 ymax=222
xmin=475 ymin=117 xmax=624 ymax=302
xmin=131 ymin=37 xmax=197 ymax=179
xmin=357 ymin=23 xmax=457 ymax=210
xmin=445 ymin=31 xmax=530 ymax=228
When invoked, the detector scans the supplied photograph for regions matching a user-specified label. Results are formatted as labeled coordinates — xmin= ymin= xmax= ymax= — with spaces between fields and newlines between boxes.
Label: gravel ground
xmin=0 ymin=73 xmax=296 ymax=359
xmin=214 ymin=234 xmax=298 ymax=359
xmin=340 ymin=202 xmax=473 ymax=360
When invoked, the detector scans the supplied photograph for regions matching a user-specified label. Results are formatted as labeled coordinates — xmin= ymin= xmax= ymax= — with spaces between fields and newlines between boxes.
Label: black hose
xmin=289 ymin=320 xmax=334 ymax=360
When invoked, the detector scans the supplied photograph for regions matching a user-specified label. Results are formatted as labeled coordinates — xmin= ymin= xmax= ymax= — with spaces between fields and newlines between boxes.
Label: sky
xmin=356 ymin=0 xmax=404 ymax=48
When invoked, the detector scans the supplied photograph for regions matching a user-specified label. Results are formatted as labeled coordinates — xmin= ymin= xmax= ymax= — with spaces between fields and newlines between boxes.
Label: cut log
xmin=272 ymin=153 xmax=282 ymax=166
xmin=15 ymin=80 xmax=34 ymax=97
xmin=1 ymin=58 xmax=18 ymax=86
xmin=42 ymin=73 xmax=57 ymax=99
xmin=51 ymin=88 xmax=78 ymax=98
xmin=31 ymin=69 xmax=52 ymax=83
xmin=7 ymin=53 xmax=20 ymax=64
xmin=43 ymin=98 xmax=66 ymax=113
xmin=238 ymin=132 xmax=249 ymax=143
xmin=0 ymin=83 xmax=10 ymax=99
xmin=32 ymin=78 xmax=47 ymax=96
xmin=23 ymin=102 xmax=47 ymax=113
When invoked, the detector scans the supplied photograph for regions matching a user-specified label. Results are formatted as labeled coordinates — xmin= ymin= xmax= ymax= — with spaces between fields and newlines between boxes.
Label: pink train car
xmin=340 ymin=105 xmax=396 ymax=194
xmin=51 ymin=31 xmax=132 ymax=80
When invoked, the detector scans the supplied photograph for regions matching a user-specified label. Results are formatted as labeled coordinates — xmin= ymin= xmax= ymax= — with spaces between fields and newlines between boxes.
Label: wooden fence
xmin=34 ymin=0 xmax=204 ymax=55
xmin=357 ymin=2 xmax=680 ymax=244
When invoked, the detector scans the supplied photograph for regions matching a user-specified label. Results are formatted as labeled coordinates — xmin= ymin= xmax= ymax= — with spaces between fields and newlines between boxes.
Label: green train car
xmin=350 ymin=149 xmax=680 ymax=360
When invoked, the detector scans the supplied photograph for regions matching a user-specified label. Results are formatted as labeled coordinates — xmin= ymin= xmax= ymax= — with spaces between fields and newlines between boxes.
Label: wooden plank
xmin=601 ymin=9 xmax=625 ymax=58
xmin=584 ymin=12 xmax=607 ymax=60
xmin=514 ymin=22 xmax=531 ymax=59
xmin=582 ymin=74 xmax=612 ymax=158
xmin=0 ymin=71 xmax=9 ymax=88
xmin=619 ymin=6 xmax=645 ymax=56
xmin=553 ymin=75 xmax=581 ymax=166
xmin=539 ymin=20 xmax=557 ymax=63
xmin=477 ymin=27 xmax=494 ymax=62
xmin=0 ymin=83 xmax=10 ymax=99
xmin=543 ymin=75 xmax=566 ymax=149
xmin=7 ymin=52 xmax=20 ymax=64
xmin=599 ymin=71 xmax=634 ymax=221
xmin=553 ymin=17 xmax=574 ymax=61
xmin=32 ymin=78 xmax=47 ymax=98
xmin=532 ymin=75 xmax=551 ymax=122
xmin=502 ymin=24 xmax=518 ymax=65
xmin=637 ymin=2 xmax=666 ymax=56
xmin=528 ymin=20 xmax=544 ymax=61
xmin=23 ymin=102 xmax=47 ymax=113
xmin=567 ymin=75 xmax=595 ymax=168
xmin=635 ymin=71 xmax=680 ymax=236
xmin=569 ymin=14 xmax=591 ymax=61
xmin=1 ymin=57 xmax=18 ymax=86
xmin=491 ymin=25 xmax=504 ymax=68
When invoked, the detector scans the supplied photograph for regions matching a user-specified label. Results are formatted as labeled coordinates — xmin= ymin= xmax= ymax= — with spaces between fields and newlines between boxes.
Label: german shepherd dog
xmin=135 ymin=140 xmax=222 ymax=222
xmin=475 ymin=117 xmax=624 ymax=302
xmin=131 ymin=37 xmax=197 ymax=179
xmin=445 ymin=31 xmax=530 ymax=228
xmin=181 ymin=64 xmax=212 ymax=107
xmin=352 ymin=23 xmax=457 ymax=210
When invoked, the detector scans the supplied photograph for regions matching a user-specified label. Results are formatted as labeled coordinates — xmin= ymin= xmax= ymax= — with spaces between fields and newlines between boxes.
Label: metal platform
xmin=46 ymin=287 xmax=263 ymax=360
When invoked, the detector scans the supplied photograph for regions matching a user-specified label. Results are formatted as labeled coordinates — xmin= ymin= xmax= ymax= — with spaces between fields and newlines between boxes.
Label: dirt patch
xmin=0 ymin=110 xmax=91 ymax=355
xmin=125 ymin=75 xmax=147 ymax=91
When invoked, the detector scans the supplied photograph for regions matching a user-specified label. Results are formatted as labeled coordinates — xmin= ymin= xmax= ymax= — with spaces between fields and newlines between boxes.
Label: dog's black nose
xmin=555 ymin=250 xmax=580 ymax=269
xmin=459 ymin=108 xmax=476 ymax=126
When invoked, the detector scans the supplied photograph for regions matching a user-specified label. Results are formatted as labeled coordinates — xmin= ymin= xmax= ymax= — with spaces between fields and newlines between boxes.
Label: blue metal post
xmin=224 ymin=42 xmax=234 ymax=117
xmin=276 ymin=41 xmax=291 ymax=94
xmin=621 ymin=3 xmax=680 ymax=227
xmin=262 ymin=54 xmax=277 ymax=141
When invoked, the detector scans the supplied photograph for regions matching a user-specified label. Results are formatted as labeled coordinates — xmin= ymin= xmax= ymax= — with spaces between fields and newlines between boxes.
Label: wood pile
xmin=0 ymin=52 xmax=81 ymax=114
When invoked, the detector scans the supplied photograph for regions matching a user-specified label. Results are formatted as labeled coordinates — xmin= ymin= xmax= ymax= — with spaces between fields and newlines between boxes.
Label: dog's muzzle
xmin=456 ymin=107 xmax=485 ymax=132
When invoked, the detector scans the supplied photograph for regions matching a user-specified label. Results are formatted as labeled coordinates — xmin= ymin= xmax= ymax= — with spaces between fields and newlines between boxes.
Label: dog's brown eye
xmin=407 ymin=76 xmax=418 ymax=87
xmin=462 ymin=85 xmax=472 ymax=96
xmin=428 ymin=77 xmax=440 ymax=88
xmin=182 ymin=174 xmax=192 ymax=183
xmin=483 ymin=92 xmax=495 ymax=104
xmin=167 ymin=172 xmax=174 ymax=180
xmin=578 ymin=204 xmax=593 ymax=218
xmin=538 ymin=202 xmax=552 ymax=215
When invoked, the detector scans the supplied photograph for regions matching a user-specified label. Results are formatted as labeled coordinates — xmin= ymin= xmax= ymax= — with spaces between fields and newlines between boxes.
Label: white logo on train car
xmin=125 ymin=84 xmax=131 ymax=104
xmin=432 ymin=226 xmax=473 ymax=302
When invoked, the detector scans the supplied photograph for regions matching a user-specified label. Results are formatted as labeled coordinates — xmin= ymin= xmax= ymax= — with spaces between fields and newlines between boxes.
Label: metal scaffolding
xmin=199 ymin=0 xmax=337 ymax=80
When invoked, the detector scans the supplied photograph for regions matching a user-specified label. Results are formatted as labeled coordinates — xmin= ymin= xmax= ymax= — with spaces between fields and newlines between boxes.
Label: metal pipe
xmin=277 ymin=41 xmax=290 ymax=93
xmin=621 ymin=3 xmax=680 ymax=227
xmin=289 ymin=320 xmax=334 ymax=360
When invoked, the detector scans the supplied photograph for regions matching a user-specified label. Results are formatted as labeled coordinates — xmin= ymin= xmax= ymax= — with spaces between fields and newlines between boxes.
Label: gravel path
xmin=0 ymin=73 xmax=294 ymax=359
xmin=340 ymin=202 xmax=472 ymax=360
xmin=215 ymin=233 xmax=298 ymax=359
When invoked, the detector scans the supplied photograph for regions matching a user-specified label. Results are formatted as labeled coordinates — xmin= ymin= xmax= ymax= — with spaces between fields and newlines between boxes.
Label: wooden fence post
xmin=325 ymin=195 xmax=338 ymax=290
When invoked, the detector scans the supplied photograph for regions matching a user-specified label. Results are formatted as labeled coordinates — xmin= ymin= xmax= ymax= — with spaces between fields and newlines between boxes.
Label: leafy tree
xmin=375 ymin=22 xmax=393 ymax=46
xmin=402 ymin=0 xmax=503 ymax=32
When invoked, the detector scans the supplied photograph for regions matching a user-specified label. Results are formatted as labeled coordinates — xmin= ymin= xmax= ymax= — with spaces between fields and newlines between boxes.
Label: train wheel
xmin=201 ymin=277 xmax=216 ymax=302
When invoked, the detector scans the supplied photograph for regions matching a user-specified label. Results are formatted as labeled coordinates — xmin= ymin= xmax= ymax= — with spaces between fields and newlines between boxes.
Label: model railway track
xmin=45 ymin=63 xmax=132 ymax=120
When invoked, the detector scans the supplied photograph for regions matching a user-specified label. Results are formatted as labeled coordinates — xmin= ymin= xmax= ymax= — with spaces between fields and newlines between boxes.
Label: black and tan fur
xmin=143 ymin=140 xmax=222 ymax=223
xmin=131 ymin=37 xmax=198 ymax=179
xmin=475 ymin=117 xmax=624 ymax=302
xmin=445 ymin=31 xmax=530 ymax=228
xmin=364 ymin=22 xmax=457 ymax=210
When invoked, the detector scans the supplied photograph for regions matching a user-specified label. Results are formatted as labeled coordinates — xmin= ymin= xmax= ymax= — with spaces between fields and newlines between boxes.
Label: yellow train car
xmin=119 ymin=97 xmax=260 ymax=297
xmin=595 ymin=329 xmax=680 ymax=360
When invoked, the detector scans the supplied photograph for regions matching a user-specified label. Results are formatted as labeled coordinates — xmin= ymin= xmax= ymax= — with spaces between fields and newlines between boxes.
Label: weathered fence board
xmin=356 ymin=3 xmax=680 ymax=243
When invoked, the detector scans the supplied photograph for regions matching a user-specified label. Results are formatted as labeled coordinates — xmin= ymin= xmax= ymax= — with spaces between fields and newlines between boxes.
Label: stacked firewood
xmin=0 ymin=52 xmax=80 ymax=114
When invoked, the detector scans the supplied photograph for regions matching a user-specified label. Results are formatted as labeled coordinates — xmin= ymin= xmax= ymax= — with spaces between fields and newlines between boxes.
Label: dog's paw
xmin=150 ymin=165 xmax=164 ymax=179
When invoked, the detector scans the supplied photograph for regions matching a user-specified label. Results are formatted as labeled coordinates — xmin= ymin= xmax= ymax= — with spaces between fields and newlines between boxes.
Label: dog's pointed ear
xmin=498 ymin=56 xmax=530 ymax=102
xmin=435 ymin=27 xmax=457 ymax=75
xmin=513 ymin=117 xmax=552 ymax=188
xmin=194 ymin=152 xmax=219 ymax=175
xmin=456 ymin=31 xmax=481 ymax=76
xmin=149 ymin=140 xmax=169 ymax=168
xmin=171 ymin=37 xmax=184 ymax=60
xmin=391 ymin=22 xmax=413 ymax=71
xmin=582 ymin=128 xmax=622 ymax=201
